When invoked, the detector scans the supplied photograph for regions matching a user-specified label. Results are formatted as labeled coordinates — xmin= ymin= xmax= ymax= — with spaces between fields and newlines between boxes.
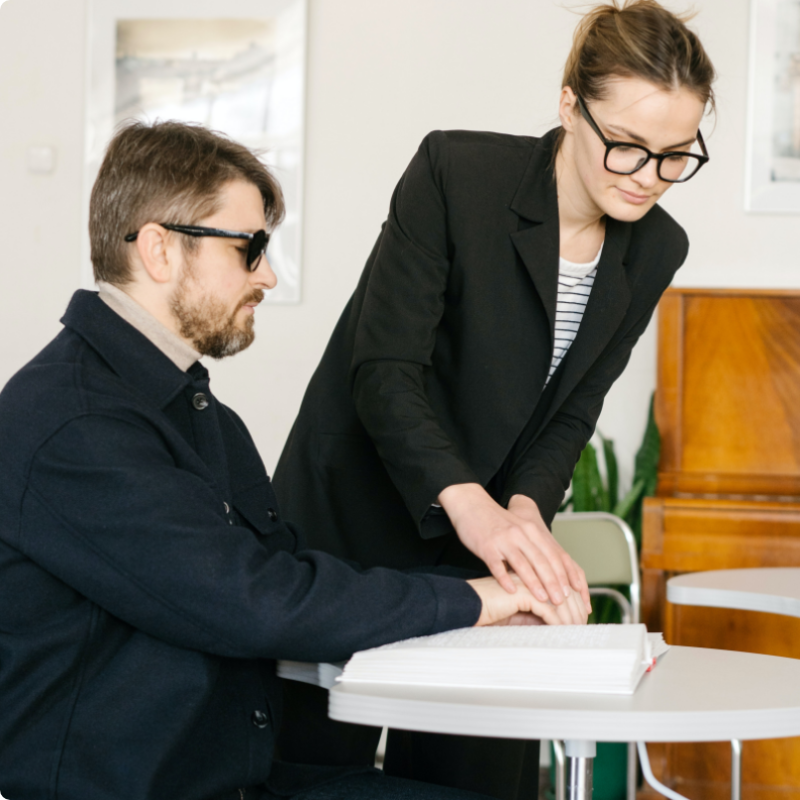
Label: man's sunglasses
xmin=124 ymin=224 xmax=270 ymax=272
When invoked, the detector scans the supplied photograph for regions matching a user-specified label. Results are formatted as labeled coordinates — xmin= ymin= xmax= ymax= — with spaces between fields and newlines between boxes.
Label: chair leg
xmin=731 ymin=740 xmax=742 ymax=800
xmin=552 ymin=739 xmax=566 ymax=800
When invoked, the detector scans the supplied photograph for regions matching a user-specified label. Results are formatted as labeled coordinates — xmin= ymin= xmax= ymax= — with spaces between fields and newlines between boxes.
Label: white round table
xmin=667 ymin=567 xmax=800 ymax=617
xmin=329 ymin=646 xmax=800 ymax=800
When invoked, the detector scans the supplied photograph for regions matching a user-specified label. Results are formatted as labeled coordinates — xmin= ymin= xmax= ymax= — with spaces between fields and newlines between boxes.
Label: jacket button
xmin=251 ymin=709 xmax=270 ymax=729
xmin=192 ymin=393 xmax=209 ymax=411
xmin=267 ymin=508 xmax=278 ymax=522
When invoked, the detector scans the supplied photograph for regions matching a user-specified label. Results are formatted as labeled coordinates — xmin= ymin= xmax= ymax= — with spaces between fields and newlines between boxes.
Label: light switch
xmin=28 ymin=146 xmax=57 ymax=175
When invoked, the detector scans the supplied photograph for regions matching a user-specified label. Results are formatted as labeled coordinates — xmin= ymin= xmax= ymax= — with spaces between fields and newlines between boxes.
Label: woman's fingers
xmin=485 ymin=558 xmax=517 ymax=595
xmin=503 ymin=547 xmax=550 ymax=602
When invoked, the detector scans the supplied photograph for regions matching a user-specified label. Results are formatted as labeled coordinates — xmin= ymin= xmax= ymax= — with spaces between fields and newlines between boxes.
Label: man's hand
xmin=467 ymin=575 xmax=588 ymax=627
xmin=439 ymin=483 xmax=591 ymax=613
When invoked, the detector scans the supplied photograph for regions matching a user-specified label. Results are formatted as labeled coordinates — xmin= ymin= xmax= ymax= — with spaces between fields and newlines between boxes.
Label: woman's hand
xmin=439 ymin=483 xmax=591 ymax=615
xmin=467 ymin=575 xmax=589 ymax=627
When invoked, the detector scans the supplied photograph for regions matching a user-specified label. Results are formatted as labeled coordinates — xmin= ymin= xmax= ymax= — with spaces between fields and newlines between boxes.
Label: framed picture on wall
xmin=745 ymin=0 xmax=800 ymax=212
xmin=84 ymin=0 xmax=307 ymax=302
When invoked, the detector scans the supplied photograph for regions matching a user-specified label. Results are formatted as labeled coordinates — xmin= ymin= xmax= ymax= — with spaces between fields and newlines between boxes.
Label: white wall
xmin=1 ymin=0 xmax=797 ymax=494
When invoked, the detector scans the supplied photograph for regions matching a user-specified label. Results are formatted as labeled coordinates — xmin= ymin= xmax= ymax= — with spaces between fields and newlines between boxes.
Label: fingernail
xmin=563 ymin=586 xmax=571 ymax=598
xmin=536 ymin=589 xmax=549 ymax=602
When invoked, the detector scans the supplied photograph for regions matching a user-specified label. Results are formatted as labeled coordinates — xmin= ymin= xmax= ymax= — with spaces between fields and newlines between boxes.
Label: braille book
xmin=337 ymin=624 xmax=667 ymax=695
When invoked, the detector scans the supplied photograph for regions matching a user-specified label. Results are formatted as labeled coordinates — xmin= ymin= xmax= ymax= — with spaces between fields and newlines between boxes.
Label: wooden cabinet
xmin=641 ymin=288 xmax=800 ymax=800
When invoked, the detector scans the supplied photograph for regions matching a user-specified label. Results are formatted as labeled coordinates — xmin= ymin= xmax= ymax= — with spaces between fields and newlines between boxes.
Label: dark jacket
xmin=0 ymin=291 xmax=480 ymax=800
xmin=274 ymin=128 xmax=688 ymax=569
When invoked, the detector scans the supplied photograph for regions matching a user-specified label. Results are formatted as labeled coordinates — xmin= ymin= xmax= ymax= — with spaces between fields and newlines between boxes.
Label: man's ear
xmin=135 ymin=223 xmax=175 ymax=284
xmin=558 ymin=86 xmax=579 ymax=133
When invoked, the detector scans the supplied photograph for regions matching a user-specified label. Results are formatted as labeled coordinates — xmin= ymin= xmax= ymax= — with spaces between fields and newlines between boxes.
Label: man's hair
xmin=89 ymin=120 xmax=285 ymax=285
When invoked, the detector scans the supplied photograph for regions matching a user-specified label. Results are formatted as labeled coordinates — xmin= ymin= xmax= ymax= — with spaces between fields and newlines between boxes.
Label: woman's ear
xmin=134 ymin=223 xmax=174 ymax=284
xmin=558 ymin=86 xmax=580 ymax=133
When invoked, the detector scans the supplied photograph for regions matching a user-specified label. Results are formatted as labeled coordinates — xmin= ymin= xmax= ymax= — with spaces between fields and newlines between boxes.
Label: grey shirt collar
xmin=97 ymin=281 xmax=201 ymax=372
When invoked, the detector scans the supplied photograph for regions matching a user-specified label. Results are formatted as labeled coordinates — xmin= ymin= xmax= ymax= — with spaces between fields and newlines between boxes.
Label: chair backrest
xmin=551 ymin=511 xmax=640 ymax=623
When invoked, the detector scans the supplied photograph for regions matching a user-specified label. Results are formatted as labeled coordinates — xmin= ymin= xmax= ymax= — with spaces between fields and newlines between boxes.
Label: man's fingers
xmin=564 ymin=558 xmax=591 ymax=612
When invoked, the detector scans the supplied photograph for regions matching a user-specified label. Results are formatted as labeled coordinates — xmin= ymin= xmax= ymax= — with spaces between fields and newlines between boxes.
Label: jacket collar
xmin=508 ymin=128 xmax=633 ymax=416
xmin=61 ymin=290 xmax=196 ymax=409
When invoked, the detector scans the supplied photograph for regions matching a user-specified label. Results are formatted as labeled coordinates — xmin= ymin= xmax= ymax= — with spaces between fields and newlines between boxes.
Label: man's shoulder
xmin=0 ymin=327 xmax=150 ymax=464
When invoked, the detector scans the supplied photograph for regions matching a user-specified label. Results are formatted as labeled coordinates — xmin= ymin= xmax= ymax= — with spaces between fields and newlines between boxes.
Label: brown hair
xmin=559 ymin=0 xmax=715 ymax=146
xmin=90 ymin=120 xmax=285 ymax=285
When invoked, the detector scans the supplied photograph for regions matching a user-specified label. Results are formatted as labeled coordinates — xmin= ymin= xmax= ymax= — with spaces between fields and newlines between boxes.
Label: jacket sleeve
xmin=18 ymin=410 xmax=481 ymax=664
xmin=351 ymin=131 xmax=479 ymax=526
xmin=498 ymin=304 xmax=659 ymax=526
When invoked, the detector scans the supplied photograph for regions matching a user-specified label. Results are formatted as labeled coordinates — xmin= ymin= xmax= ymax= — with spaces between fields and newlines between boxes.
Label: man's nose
xmin=252 ymin=254 xmax=278 ymax=290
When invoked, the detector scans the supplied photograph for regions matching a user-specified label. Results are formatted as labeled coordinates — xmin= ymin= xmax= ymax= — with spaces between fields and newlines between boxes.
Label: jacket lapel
xmin=508 ymin=133 xmax=561 ymax=349
xmin=546 ymin=216 xmax=632 ymax=421
xmin=510 ymin=216 xmax=559 ymax=347
xmin=507 ymin=130 xmax=634 ymax=431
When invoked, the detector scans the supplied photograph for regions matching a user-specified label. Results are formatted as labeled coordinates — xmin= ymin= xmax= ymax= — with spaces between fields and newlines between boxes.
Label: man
xmin=0 ymin=121 xmax=584 ymax=800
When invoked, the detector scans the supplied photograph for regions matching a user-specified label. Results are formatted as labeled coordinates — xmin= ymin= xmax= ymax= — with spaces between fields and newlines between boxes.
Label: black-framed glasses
xmin=576 ymin=95 xmax=709 ymax=183
xmin=124 ymin=224 xmax=270 ymax=272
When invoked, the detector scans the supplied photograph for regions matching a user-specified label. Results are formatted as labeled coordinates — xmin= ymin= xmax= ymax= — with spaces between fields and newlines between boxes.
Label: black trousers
xmin=277 ymin=681 xmax=540 ymax=800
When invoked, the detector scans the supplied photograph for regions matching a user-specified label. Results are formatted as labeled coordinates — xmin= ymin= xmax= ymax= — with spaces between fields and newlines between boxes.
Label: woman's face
xmin=559 ymin=76 xmax=707 ymax=223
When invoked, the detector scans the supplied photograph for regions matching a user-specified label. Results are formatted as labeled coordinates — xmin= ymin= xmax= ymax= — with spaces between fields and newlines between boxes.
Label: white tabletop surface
xmin=667 ymin=568 xmax=800 ymax=618
xmin=329 ymin=646 xmax=800 ymax=743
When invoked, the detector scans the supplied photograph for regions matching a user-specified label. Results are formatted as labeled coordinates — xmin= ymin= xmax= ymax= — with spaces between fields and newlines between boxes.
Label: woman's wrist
xmin=437 ymin=483 xmax=491 ymax=524
xmin=507 ymin=493 xmax=538 ymax=512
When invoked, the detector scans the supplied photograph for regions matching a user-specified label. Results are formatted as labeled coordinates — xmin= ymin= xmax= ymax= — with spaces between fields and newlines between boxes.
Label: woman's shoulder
xmin=416 ymin=129 xmax=550 ymax=183
xmin=419 ymin=129 xmax=541 ymax=161
xmin=633 ymin=203 xmax=689 ymax=253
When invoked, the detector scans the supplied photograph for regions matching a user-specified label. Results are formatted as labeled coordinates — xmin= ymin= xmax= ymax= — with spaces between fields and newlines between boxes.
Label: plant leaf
xmin=599 ymin=432 xmax=619 ymax=511
xmin=571 ymin=442 xmax=609 ymax=512
xmin=612 ymin=477 xmax=645 ymax=520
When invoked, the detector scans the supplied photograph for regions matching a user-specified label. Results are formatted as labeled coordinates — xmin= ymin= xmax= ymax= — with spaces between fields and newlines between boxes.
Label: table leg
xmin=552 ymin=740 xmax=566 ymax=800
xmin=731 ymin=740 xmax=742 ymax=800
xmin=565 ymin=740 xmax=596 ymax=800
xmin=626 ymin=741 xmax=637 ymax=800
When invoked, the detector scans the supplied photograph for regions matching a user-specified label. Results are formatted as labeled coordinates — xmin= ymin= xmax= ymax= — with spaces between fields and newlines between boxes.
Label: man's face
xmin=169 ymin=180 xmax=276 ymax=359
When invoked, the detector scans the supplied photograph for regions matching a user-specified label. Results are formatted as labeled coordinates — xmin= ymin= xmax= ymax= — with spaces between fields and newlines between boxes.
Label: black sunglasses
xmin=124 ymin=224 xmax=270 ymax=272
xmin=576 ymin=95 xmax=709 ymax=183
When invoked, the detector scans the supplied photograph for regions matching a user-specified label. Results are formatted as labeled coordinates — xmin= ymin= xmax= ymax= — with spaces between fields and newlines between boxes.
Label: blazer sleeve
xmin=18 ymin=410 xmax=481 ymax=664
xmin=498 ymin=299 xmax=665 ymax=526
xmin=351 ymin=131 xmax=480 ymax=525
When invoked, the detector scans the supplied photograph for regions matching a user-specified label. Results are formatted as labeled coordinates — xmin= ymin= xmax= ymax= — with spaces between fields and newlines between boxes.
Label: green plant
xmin=560 ymin=392 xmax=660 ymax=549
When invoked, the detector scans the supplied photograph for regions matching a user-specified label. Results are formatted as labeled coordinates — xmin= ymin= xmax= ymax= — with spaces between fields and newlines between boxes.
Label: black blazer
xmin=274 ymin=128 xmax=688 ymax=570
xmin=0 ymin=291 xmax=480 ymax=800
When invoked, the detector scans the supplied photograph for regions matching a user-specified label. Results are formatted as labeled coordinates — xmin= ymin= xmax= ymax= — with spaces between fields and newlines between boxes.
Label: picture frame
xmin=745 ymin=0 xmax=800 ymax=212
xmin=83 ymin=0 xmax=307 ymax=302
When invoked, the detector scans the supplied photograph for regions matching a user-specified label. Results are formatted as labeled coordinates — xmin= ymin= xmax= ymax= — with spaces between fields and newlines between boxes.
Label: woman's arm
xmin=351 ymin=131 xmax=479 ymax=524
xmin=500 ymin=305 xmax=660 ymax=525
xmin=351 ymin=132 xmax=588 ymax=609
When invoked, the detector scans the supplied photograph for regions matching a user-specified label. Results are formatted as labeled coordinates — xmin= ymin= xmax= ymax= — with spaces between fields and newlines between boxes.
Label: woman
xmin=274 ymin=2 xmax=715 ymax=798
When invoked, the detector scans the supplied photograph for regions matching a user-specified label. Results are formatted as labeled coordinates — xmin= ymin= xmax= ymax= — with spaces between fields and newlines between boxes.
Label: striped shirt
xmin=546 ymin=243 xmax=603 ymax=385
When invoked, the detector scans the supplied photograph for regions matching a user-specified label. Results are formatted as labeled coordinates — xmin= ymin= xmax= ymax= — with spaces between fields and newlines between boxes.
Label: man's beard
xmin=170 ymin=270 xmax=264 ymax=360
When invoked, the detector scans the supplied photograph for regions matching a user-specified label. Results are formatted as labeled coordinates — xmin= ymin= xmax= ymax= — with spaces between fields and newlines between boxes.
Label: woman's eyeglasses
xmin=124 ymin=224 xmax=270 ymax=272
xmin=576 ymin=95 xmax=709 ymax=183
